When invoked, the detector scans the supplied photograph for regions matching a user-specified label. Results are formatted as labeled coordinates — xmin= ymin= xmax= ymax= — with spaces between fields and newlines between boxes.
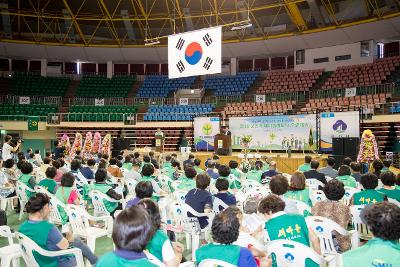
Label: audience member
xmin=352 ymin=173 xmax=385 ymax=205
xmin=3 ymin=159 xmax=18 ymax=186
xmin=342 ymin=157 xmax=352 ymax=166
xmin=177 ymin=166 xmax=197 ymax=191
xmin=55 ymin=173 xmax=80 ymax=205
xmin=284 ymin=171 xmax=312 ymax=206
xmin=38 ymin=166 xmax=58 ymax=194
xmin=298 ymin=155 xmax=312 ymax=172
xmin=372 ymin=159 xmax=384 ymax=178
xmin=51 ymin=160 xmax=63 ymax=183
xmin=349 ymin=162 xmax=362 ymax=182
xmin=126 ymin=181 xmax=154 ymax=208
xmin=336 ymin=165 xmax=357 ymax=188
xmin=40 ymin=157 xmax=52 ymax=174
xmin=229 ymin=160 xmax=243 ymax=179
xmin=319 ymin=157 xmax=338 ymax=178
xmin=124 ymin=160 xmax=142 ymax=181
xmin=18 ymin=161 xmax=36 ymax=197
xmin=381 ymin=160 xmax=391 ymax=173
xmin=193 ymin=158 xmax=204 ymax=174
xmin=269 ymin=175 xmax=299 ymax=214
xmin=107 ymin=158 xmax=123 ymax=178
xmin=219 ymin=164 xmax=241 ymax=190
xmin=214 ymin=178 xmax=237 ymax=210
xmin=183 ymin=154 xmax=195 ymax=167
xmin=311 ymin=179 xmax=351 ymax=252
xmin=246 ymin=161 xmax=263 ymax=183
xmin=206 ymin=161 xmax=219 ymax=180
xmin=342 ymin=202 xmax=400 ymax=266
xmin=80 ymin=158 xmax=96 ymax=180
xmin=378 ymin=171 xmax=400 ymax=201
xmin=303 ymin=160 xmax=327 ymax=185
xmin=261 ymin=161 xmax=279 ymax=181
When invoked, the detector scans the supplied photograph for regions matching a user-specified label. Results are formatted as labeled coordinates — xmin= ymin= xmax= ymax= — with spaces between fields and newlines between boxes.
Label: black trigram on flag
xmin=176 ymin=38 xmax=185 ymax=50
xmin=203 ymin=57 xmax=213 ymax=70
xmin=203 ymin=33 xmax=212 ymax=46
xmin=176 ymin=60 xmax=185 ymax=73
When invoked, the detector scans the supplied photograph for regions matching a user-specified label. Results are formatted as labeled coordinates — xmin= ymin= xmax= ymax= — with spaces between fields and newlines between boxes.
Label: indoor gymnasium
xmin=0 ymin=0 xmax=400 ymax=266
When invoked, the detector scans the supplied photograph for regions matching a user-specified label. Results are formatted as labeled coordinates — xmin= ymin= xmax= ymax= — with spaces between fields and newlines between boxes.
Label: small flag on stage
xmin=168 ymin=26 xmax=221 ymax=79
xmin=28 ymin=116 xmax=39 ymax=131
xmin=308 ymin=128 xmax=314 ymax=147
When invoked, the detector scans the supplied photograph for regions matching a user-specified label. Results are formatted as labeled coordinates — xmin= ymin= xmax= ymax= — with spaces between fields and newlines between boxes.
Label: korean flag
xmin=168 ymin=26 xmax=222 ymax=79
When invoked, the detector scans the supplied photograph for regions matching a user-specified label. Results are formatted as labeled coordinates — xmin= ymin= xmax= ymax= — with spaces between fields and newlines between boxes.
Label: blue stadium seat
xmin=144 ymin=104 xmax=214 ymax=121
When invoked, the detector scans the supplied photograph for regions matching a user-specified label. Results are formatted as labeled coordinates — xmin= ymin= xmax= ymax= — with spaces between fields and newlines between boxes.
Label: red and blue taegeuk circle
xmin=185 ymin=42 xmax=203 ymax=65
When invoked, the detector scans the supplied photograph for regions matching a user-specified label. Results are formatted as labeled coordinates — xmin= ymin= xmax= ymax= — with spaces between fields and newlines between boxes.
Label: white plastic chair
xmin=48 ymin=194 xmax=71 ymax=233
xmin=241 ymin=179 xmax=263 ymax=193
xmin=0 ymin=226 xmax=22 ymax=267
xmin=306 ymin=179 xmax=324 ymax=189
xmin=305 ymin=216 xmax=359 ymax=255
xmin=124 ymin=178 xmax=137 ymax=199
xmin=350 ymin=205 xmax=373 ymax=240
xmin=266 ymin=239 xmax=331 ymax=267
xmin=212 ymin=197 xmax=229 ymax=214
xmin=88 ymin=190 xmax=124 ymax=217
xmin=16 ymin=232 xmax=84 ymax=267
xmin=388 ymin=198 xmax=400 ymax=207
xmin=157 ymin=174 xmax=173 ymax=192
xmin=244 ymin=187 xmax=270 ymax=200
xmin=65 ymin=204 xmax=113 ymax=255
xmin=173 ymin=189 xmax=188 ymax=203
xmin=310 ymin=189 xmax=327 ymax=205
xmin=341 ymin=187 xmax=360 ymax=206
xmin=198 ymin=259 xmax=236 ymax=267
xmin=15 ymin=181 xmax=35 ymax=220
xmin=294 ymin=200 xmax=311 ymax=216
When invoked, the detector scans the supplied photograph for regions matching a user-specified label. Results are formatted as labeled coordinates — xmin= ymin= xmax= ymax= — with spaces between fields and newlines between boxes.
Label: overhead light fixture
xmin=231 ymin=20 xmax=253 ymax=31
xmin=144 ymin=38 xmax=160 ymax=46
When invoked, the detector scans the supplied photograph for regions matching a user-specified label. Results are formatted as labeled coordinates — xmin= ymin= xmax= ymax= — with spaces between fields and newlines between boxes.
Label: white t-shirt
xmin=2 ymin=143 xmax=13 ymax=161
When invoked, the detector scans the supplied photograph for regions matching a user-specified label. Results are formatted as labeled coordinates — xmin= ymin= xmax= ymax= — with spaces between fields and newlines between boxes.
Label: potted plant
xmin=240 ymin=135 xmax=253 ymax=157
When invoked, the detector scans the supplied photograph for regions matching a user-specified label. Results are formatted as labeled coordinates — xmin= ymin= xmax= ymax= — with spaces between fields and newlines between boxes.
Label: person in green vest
xmin=378 ymin=171 xmax=400 ymax=202
xmin=88 ymin=168 xmax=122 ymax=217
xmin=336 ymin=165 xmax=357 ymax=188
xmin=138 ymin=198 xmax=183 ymax=267
xmin=218 ymin=165 xmax=241 ymax=190
xmin=176 ymin=166 xmax=196 ymax=191
xmin=140 ymin=164 xmax=163 ymax=195
xmin=96 ymin=206 xmax=158 ymax=267
xmin=381 ymin=160 xmax=391 ymax=173
xmin=298 ymin=155 xmax=312 ymax=172
xmin=121 ymin=155 xmax=133 ymax=171
xmin=171 ymin=161 xmax=183 ymax=180
xmin=352 ymin=173 xmax=385 ymax=205
xmin=162 ymin=155 xmax=174 ymax=177
xmin=193 ymin=158 xmax=205 ymax=175
xmin=229 ymin=160 xmax=243 ymax=179
xmin=258 ymin=195 xmax=320 ymax=266
xmin=18 ymin=161 xmax=37 ymax=198
xmin=245 ymin=161 xmax=263 ymax=183
xmin=19 ymin=193 xmax=98 ymax=267
xmin=196 ymin=207 xmax=261 ymax=266
xmin=38 ymin=166 xmax=58 ymax=194
xmin=342 ymin=202 xmax=400 ymax=267
xmin=284 ymin=171 xmax=312 ymax=206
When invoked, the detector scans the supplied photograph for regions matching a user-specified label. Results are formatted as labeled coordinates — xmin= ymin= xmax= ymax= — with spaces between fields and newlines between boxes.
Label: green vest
xmin=298 ymin=164 xmax=311 ymax=172
xmin=353 ymin=189 xmax=385 ymax=205
xmin=19 ymin=220 xmax=71 ymax=267
xmin=55 ymin=186 xmax=73 ymax=224
xmin=221 ymin=175 xmax=242 ymax=190
xmin=146 ymin=229 xmax=171 ymax=262
xmin=96 ymin=252 xmax=157 ymax=267
xmin=194 ymin=166 xmax=205 ymax=174
xmin=19 ymin=173 xmax=35 ymax=197
xmin=176 ymin=177 xmax=196 ymax=191
xmin=336 ymin=175 xmax=357 ymax=188
xmin=377 ymin=188 xmax=400 ymax=201
xmin=122 ymin=162 xmax=132 ymax=171
xmin=196 ymin=243 xmax=241 ymax=266
xmin=231 ymin=168 xmax=242 ymax=179
xmin=343 ymin=238 xmax=400 ymax=267
xmin=284 ymin=189 xmax=312 ymax=206
xmin=38 ymin=178 xmax=57 ymax=194
xmin=262 ymin=164 xmax=270 ymax=172
xmin=88 ymin=183 xmax=118 ymax=213
xmin=246 ymin=170 xmax=263 ymax=183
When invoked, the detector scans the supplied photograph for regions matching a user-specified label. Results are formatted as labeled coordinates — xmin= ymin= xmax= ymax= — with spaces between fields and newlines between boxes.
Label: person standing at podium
xmin=221 ymin=126 xmax=231 ymax=136
xmin=155 ymin=128 xmax=165 ymax=152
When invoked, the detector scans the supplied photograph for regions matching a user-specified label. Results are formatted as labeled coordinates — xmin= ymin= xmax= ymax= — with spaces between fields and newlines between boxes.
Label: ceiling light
xmin=144 ymin=38 xmax=160 ymax=46
xmin=231 ymin=22 xmax=253 ymax=31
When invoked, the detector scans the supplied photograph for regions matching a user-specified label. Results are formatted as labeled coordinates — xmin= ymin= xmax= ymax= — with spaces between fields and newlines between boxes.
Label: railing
xmin=310 ymin=83 xmax=398 ymax=99
xmin=71 ymin=97 xmax=135 ymax=106
xmin=0 ymin=115 xmax=47 ymax=121
xmin=0 ymin=95 xmax=62 ymax=105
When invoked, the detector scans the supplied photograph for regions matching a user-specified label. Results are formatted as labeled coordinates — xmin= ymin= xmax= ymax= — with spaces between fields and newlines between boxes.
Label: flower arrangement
xmin=357 ymin=129 xmax=379 ymax=163
xmin=92 ymin=132 xmax=102 ymax=154
xmin=70 ymin=133 xmax=82 ymax=159
xmin=101 ymin=134 xmax=112 ymax=155
xmin=241 ymin=135 xmax=253 ymax=147
xmin=83 ymin=132 xmax=93 ymax=157
xmin=60 ymin=134 xmax=71 ymax=155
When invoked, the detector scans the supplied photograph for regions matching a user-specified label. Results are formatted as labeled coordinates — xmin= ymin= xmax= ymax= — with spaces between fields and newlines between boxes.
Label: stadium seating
xmin=137 ymin=75 xmax=196 ymax=98
xmin=0 ymin=104 xmax=57 ymax=121
xmin=256 ymin=69 xmax=323 ymax=94
xmin=389 ymin=102 xmax=400 ymax=113
xmin=144 ymin=104 xmax=214 ymax=121
xmin=75 ymin=75 xmax=135 ymax=97
xmin=10 ymin=72 xmax=70 ymax=96
xmin=68 ymin=105 xmax=137 ymax=121
xmin=204 ymin=72 xmax=258 ymax=96
xmin=223 ymin=101 xmax=296 ymax=117
xmin=322 ymin=56 xmax=400 ymax=89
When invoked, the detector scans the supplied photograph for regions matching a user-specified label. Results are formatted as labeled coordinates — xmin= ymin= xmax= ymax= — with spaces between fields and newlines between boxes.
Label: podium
xmin=214 ymin=134 xmax=232 ymax=155
xmin=155 ymin=135 xmax=164 ymax=153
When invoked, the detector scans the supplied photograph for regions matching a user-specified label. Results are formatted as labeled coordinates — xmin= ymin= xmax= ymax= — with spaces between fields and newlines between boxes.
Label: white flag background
xmin=168 ymin=26 xmax=222 ymax=79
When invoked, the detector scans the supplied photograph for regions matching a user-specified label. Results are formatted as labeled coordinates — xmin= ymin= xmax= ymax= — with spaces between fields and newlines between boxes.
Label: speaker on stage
xmin=332 ymin=138 xmax=344 ymax=156
xmin=344 ymin=137 xmax=359 ymax=157
xmin=331 ymin=137 xmax=360 ymax=169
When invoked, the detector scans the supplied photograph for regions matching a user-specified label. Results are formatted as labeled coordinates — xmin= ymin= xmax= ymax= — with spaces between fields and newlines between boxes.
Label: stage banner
xmin=194 ymin=117 xmax=220 ymax=151
xmin=229 ymin=115 xmax=317 ymax=151
xmin=168 ymin=26 xmax=222 ymax=79
xmin=320 ymin=111 xmax=360 ymax=152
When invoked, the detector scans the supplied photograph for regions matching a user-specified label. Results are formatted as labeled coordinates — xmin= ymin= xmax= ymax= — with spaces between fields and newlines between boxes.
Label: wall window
xmin=313 ymin=57 xmax=329 ymax=63
xmin=361 ymin=40 xmax=371 ymax=57
xmin=296 ymin=49 xmax=305 ymax=65
xmin=335 ymin=55 xmax=351 ymax=61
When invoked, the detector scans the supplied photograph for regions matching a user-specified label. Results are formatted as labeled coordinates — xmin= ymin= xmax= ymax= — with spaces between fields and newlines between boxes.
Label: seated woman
xmin=107 ymin=158 xmax=123 ymax=179
xmin=195 ymin=208 xmax=259 ymax=266
xmin=18 ymin=161 xmax=37 ymax=197
xmin=138 ymin=198 xmax=183 ymax=267
xmin=19 ymin=193 xmax=97 ymax=266
xmin=342 ymin=202 xmax=400 ymax=266
xmin=126 ymin=181 xmax=154 ymax=208
xmin=336 ymin=165 xmax=357 ymax=188
xmin=122 ymin=155 xmax=133 ymax=171
xmin=284 ymin=171 xmax=312 ymax=206
xmin=229 ymin=160 xmax=243 ymax=179
xmin=3 ymin=159 xmax=18 ymax=186
xmin=258 ymin=195 xmax=320 ymax=257
xmin=56 ymin=173 xmax=80 ymax=205
xmin=51 ymin=160 xmax=63 ymax=183
xmin=311 ymin=179 xmax=351 ymax=253
xmin=88 ymin=168 xmax=122 ymax=217
xmin=245 ymin=161 xmax=263 ymax=184
xmin=96 ymin=206 xmax=157 ymax=267
xmin=38 ymin=166 xmax=58 ymax=194
xmin=378 ymin=171 xmax=400 ymax=202
xmin=218 ymin=165 xmax=241 ymax=190
xmin=214 ymin=178 xmax=236 ymax=210
xmin=185 ymin=173 xmax=213 ymax=229
xmin=176 ymin=167 xmax=196 ymax=191
xmin=351 ymin=173 xmax=385 ymax=205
